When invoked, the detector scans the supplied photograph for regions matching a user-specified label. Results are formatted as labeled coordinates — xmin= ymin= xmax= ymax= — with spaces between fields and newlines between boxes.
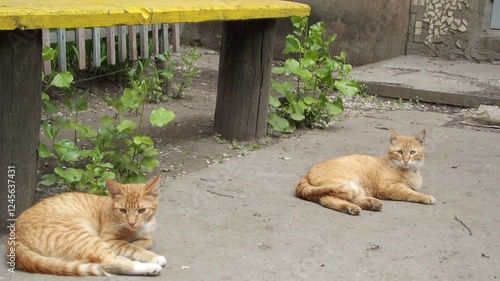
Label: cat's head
xmin=387 ymin=128 xmax=426 ymax=169
xmin=106 ymin=175 xmax=161 ymax=230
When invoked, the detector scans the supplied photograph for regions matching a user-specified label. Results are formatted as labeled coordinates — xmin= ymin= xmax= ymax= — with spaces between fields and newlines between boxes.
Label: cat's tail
xmin=13 ymin=242 xmax=110 ymax=276
xmin=295 ymin=176 xmax=336 ymax=202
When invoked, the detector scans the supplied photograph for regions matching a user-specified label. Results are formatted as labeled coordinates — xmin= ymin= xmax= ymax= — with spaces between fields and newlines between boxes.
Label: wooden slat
xmin=128 ymin=26 xmax=138 ymax=60
xmin=117 ymin=25 xmax=127 ymax=62
xmin=152 ymin=24 xmax=159 ymax=56
xmin=92 ymin=27 xmax=101 ymax=67
xmin=75 ymin=28 xmax=86 ymax=70
xmin=160 ymin=24 xmax=169 ymax=53
xmin=139 ymin=25 xmax=149 ymax=58
xmin=42 ymin=29 xmax=51 ymax=75
xmin=57 ymin=28 xmax=67 ymax=71
xmin=172 ymin=23 xmax=180 ymax=52
xmin=106 ymin=26 xmax=116 ymax=65
xmin=0 ymin=0 xmax=311 ymax=30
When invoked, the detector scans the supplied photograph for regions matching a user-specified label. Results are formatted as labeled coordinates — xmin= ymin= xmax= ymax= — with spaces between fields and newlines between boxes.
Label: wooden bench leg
xmin=215 ymin=19 xmax=275 ymax=141
xmin=0 ymin=30 xmax=42 ymax=233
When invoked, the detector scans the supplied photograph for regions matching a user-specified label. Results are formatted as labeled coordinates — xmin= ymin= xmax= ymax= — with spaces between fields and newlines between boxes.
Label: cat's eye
xmin=396 ymin=150 xmax=403 ymax=155
xmin=119 ymin=208 xmax=127 ymax=214
xmin=137 ymin=208 xmax=146 ymax=214
xmin=410 ymin=150 xmax=416 ymax=155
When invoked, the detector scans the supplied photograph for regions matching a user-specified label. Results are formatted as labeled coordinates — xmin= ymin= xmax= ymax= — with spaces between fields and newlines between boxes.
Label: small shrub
xmin=268 ymin=16 xmax=360 ymax=133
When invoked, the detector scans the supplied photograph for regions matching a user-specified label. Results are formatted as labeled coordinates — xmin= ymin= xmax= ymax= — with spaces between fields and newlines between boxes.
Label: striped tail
xmin=295 ymin=176 xmax=336 ymax=202
xmin=14 ymin=242 xmax=109 ymax=276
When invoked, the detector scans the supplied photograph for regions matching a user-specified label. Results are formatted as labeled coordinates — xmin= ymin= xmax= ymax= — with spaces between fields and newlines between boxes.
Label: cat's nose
xmin=129 ymin=222 xmax=136 ymax=227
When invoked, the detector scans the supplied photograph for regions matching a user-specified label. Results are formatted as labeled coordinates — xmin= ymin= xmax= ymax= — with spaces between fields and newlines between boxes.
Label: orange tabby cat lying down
xmin=296 ymin=129 xmax=435 ymax=215
xmin=10 ymin=176 xmax=166 ymax=276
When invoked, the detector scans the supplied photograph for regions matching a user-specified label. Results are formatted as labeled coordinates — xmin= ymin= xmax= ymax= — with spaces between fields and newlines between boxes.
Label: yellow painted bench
xmin=0 ymin=0 xmax=310 ymax=232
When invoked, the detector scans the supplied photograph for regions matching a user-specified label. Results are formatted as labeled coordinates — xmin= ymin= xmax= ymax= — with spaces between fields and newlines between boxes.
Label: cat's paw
xmin=132 ymin=262 xmax=162 ymax=276
xmin=346 ymin=206 xmax=362 ymax=215
xmin=152 ymin=255 xmax=167 ymax=267
xmin=422 ymin=195 xmax=436 ymax=205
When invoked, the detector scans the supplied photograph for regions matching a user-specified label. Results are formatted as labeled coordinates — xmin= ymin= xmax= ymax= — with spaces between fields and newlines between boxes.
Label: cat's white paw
xmin=152 ymin=255 xmax=167 ymax=267
xmin=423 ymin=195 xmax=436 ymax=205
xmin=132 ymin=262 xmax=162 ymax=276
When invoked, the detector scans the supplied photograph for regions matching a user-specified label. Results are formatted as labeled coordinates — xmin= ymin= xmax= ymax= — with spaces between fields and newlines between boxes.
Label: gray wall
xmin=181 ymin=0 xmax=411 ymax=66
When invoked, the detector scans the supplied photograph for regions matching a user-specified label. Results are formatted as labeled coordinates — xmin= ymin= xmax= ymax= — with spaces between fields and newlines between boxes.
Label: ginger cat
xmin=9 ymin=175 xmax=166 ymax=276
xmin=296 ymin=129 xmax=435 ymax=215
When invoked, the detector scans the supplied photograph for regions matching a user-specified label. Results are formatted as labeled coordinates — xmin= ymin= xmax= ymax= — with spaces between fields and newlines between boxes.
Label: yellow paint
xmin=0 ymin=0 xmax=310 ymax=30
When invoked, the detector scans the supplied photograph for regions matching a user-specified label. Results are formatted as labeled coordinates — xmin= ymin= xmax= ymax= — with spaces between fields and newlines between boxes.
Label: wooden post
xmin=0 ymin=30 xmax=42 ymax=234
xmin=214 ymin=19 xmax=275 ymax=141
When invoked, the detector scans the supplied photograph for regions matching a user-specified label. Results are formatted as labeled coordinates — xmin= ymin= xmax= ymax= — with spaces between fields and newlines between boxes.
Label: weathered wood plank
xmin=214 ymin=19 xmax=275 ymax=140
xmin=0 ymin=30 xmax=42 ymax=234
xmin=106 ymin=27 xmax=116 ymax=65
xmin=57 ymin=28 xmax=66 ymax=71
xmin=92 ymin=27 xmax=101 ymax=67
xmin=117 ymin=25 xmax=127 ymax=62
xmin=75 ymin=28 xmax=86 ymax=69
xmin=128 ymin=26 xmax=138 ymax=61
xmin=42 ymin=29 xmax=51 ymax=75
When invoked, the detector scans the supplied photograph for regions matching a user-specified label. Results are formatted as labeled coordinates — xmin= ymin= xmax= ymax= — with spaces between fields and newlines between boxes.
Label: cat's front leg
xmin=378 ymin=184 xmax=436 ymax=205
xmin=133 ymin=238 xmax=153 ymax=249
xmin=106 ymin=240 xmax=167 ymax=267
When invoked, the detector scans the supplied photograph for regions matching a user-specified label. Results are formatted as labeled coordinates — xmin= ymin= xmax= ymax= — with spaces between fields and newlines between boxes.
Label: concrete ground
xmin=350 ymin=55 xmax=500 ymax=107
xmin=2 ymin=109 xmax=499 ymax=280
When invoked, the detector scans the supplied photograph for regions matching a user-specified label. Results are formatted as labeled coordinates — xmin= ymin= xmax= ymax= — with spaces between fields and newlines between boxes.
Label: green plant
xmin=268 ymin=16 xmax=360 ymax=133
xmin=172 ymin=47 xmax=202 ymax=99
xmin=38 ymin=46 xmax=176 ymax=194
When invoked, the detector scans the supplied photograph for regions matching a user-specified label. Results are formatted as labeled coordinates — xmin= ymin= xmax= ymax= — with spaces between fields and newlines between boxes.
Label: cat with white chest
xmin=296 ymin=128 xmax=436 ymax=215
xmin=9 ymin=175 xmax=166 ymax=276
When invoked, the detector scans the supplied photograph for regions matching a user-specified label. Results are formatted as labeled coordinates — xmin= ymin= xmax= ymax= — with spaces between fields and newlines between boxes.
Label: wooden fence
xmin=42 ymin=23 xmax=180 ymax=75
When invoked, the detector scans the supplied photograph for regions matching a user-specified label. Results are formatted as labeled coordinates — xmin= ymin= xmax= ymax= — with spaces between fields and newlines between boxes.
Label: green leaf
xmin=335 ymin=79 xmax=360 ymax=97
xmin=267 ymin=112 xmax=291 ymax=133
xmin=268 ymin=95 xmax=282 ymax=108
xmin=117 ymin=120 xmax=137 ymax=132
xmin=38 ymin=142 xmax=53 ymax=158
xmin=133 ymin=136 xmax=154 ymax=146
xmin=121 ymin=88 xmax=143 ymax=110
xmin=271 ymin=81 xmax=293 ymax=95
xmin=292 ymin=69 xmax=312 ymax=79
xmin=141 ymin=147 xmax=159 ymax=157
xmin=302 ymin=96 xmax=317 ymax=105
xmin=54 ymin=139 xmax=80 ymax=162
xmin=141 ymin=157 xmax=160 ymax=170
xmin=51 ymin=71 xmax=73 ymax=88
xmin=283 ymin=36 xmax=301 ymax=54
xmin=54 ymin=167 xmax=83 ymax=183
xmin=272 ymin=67 xmax=284 ymax=74
xmin=69 ymin=122 xmax=97 ymax=138
xmin=283 ymin=58 xmax=300 ymax=74
xmin=42 ymin=46 xmax=57 ymax=61
xmin=150 ymin=108 xmax=175 ymax=127
xmin=42 ymin=121 xmax=56 ymax=140
xmin=74 ymin=96 xmax=88 ymax=111
xmin=127 ymin=173 xmax=147 ymax=184
xmin=326 ymin=96 xmax=344 ymax=115
xmin=38 ymin=173 xmax=58 ymax=186
xmin=290 ymin=113 xmax=305 ymax=121
xmin=100 ymin=116 xmax=114 ymax=127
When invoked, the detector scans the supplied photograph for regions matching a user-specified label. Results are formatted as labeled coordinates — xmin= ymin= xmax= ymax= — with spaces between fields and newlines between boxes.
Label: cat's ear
xmin=106 ymin=179 xmax=123 ymax=199
xmin=389 ymin=128 xmax=399 ymax=145
xmin=415 ymin=129 xmax=426 ymax=145
xmin=145 ymin=175 xmax=161 ymax=197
